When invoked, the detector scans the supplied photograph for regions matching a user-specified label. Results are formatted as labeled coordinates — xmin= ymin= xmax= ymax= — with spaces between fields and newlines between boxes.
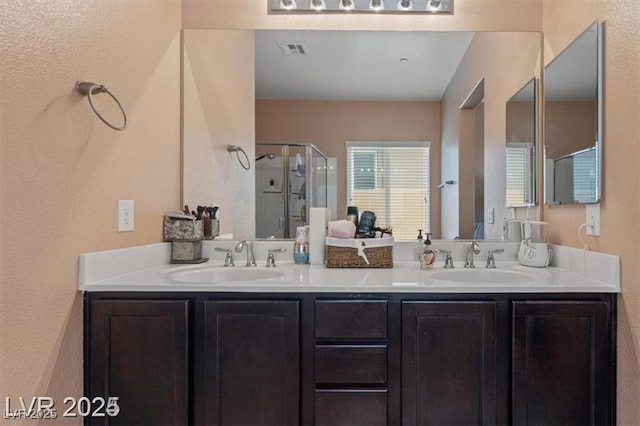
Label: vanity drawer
xmin=315 ymin=300 xmax=387 ymax=339
xmin=315 ymin=345 xmax=387 ymax=385
xmin=315 ymin=389 xmax=387 ymax=426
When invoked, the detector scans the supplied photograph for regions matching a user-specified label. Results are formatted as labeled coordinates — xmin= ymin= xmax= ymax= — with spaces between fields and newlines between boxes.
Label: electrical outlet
xmin=118 ymin=200 xmax=134 ymax=232
xmin=586 ymin=203 xmax=600 ymax=236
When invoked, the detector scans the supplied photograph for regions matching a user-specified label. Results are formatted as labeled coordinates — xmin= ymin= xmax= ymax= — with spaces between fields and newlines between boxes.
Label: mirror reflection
xmin=505 ymin=78 xmax=537 ymax=207
xmin=182 ymin=30 xmax=541 ymax=240
xmin=255 ymin=143 xmax=328 ymax=238
xmin=544 ymin=21 xmax=602 ymax=204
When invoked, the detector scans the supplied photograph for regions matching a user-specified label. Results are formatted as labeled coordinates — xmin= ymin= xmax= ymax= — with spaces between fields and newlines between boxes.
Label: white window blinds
xmin=506 ymin=142 xmax=533 ymax=206
xmin=347 ymin=142 xmax=430 ymax=239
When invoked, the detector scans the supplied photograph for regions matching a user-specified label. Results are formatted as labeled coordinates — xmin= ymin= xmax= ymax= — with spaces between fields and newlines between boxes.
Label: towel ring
xmin=75 ymin=81 xmax=128 ymax=131
xmin=227 ymin=145 xmax=251 ymax=170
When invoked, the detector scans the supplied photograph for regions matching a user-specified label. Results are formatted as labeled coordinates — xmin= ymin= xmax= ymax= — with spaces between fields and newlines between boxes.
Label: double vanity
xmin=80 ymin=240 xmax=618 ymax=425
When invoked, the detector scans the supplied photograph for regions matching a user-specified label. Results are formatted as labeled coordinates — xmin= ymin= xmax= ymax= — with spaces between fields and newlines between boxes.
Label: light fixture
xmin=426 ymin=0 xmax=441 ymax=11
xmin=271 ymin=0 xmax=453 ymax=14
xmin=310 ymin=0 xmax=326 ymax=10
xmin=397 ymin=0 xmax=412 ymax=10
xmin=339 ymin=0 xmax=355 ymax=11
xmin=369 ymin=0 xmax=384 ymax=11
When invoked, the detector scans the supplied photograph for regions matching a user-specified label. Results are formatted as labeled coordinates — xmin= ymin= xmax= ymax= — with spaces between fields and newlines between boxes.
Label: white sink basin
xmin=169 ymin=267 xmax=284 ymax=284
xmin=430 ymin=268 xmax=539 ymax=284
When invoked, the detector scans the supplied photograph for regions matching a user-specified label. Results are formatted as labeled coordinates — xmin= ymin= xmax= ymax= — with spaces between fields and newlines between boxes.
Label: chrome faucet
xmin=486 ymin=248 xmax=505 ymax=268
xmin=235 ymin=241 xmax=257 ymax=267
xmin=214 ymin=247 xmax=235 ymax=267
xmin=265 ymin=248 xmax=286 ymax=267
xmin=464 ymin=241 xmax=481 ymax=268
xmin=435 ymin=248 xmax=455 ymax=269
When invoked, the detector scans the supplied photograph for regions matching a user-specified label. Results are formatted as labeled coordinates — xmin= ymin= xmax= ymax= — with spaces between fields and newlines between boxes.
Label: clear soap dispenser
xmin=420 ymin=233 xmax=436 ymax=270
xmin=415 ymin=229 xmax=424 ymax=261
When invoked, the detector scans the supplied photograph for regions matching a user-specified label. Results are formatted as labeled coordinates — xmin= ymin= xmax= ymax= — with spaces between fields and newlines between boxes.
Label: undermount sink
xmin=430 ymin=268 xmax=539 ymax=284
xmin=168 ymin=266 xmax=284 ymax=284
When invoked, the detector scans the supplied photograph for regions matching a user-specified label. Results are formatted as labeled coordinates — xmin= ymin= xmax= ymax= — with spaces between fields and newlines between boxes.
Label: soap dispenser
xmin=419 ymin=233 xmax=436 ymax=270
xmin=415 ymin=229 xmax=424 ymax=261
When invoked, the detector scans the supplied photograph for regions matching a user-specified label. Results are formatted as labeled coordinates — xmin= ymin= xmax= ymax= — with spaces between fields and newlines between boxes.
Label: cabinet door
xmin=402 ymin=301 xmax=497 ymax=426
xmin=88 ymin=299 xmax=189 ymax=426
xmin=201 ymin=300 xmax=299 ymax=426
xmin=513 ymin=301 xmax=611 ymax=426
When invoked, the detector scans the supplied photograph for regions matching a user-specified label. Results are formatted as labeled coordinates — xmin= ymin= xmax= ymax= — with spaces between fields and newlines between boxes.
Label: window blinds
xmin=506 ymin=143 xmax=533 ymax=206
xmin=347 ymin=142 xmax=430 ymax=239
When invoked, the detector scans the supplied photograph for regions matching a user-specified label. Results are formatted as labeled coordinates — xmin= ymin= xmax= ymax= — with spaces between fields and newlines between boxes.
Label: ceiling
xmin=255 ymin=30 xmax=475 ymax=102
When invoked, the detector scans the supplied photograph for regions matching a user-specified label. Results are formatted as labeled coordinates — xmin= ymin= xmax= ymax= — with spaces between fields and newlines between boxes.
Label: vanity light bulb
xmin=280 ymin=0 xmax=297 ymax=10
xmin=369 ymin=0 xmax=384 ymax=11
xmin=340 ymin=0 xmax=355 ymax=11
xmin=310 ymin=0 xmax=326 ymax=10
xmin=397 ymin=0 xmax=412 ymax=10
xmin=427 ymin=0 xmax=441 ymax=11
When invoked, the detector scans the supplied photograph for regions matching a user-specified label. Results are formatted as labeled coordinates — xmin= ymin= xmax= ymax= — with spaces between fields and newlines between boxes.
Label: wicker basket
xmin=325 ymin=237 xmax=393 ymax=268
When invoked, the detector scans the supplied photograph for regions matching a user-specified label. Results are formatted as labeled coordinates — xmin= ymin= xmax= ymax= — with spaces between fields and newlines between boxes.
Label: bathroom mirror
xmin=505 ymin=78 xmax=537 ymax=207
xmin=183 ymin=30 xmax=541 ymax=240
xmin=544 ymin=21 xmax=602 ymax=204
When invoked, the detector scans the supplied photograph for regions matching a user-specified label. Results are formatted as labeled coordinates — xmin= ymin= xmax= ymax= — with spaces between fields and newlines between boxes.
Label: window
xmin=347 ymin=141 xmax=430 ymax=239
xmin=506 ymin=142 xmax=534 ymax=207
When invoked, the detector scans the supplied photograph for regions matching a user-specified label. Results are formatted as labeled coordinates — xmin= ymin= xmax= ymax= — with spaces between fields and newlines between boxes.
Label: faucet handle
xmin=486 ymin=248 xmax=505 ymax=268
xmin=434 ymin=248 xmax=454 ymax=269
xmin=265 ymin=248 xmax=286 ymax=267
xmin=214 ymin=247 xmax=235 ymax=267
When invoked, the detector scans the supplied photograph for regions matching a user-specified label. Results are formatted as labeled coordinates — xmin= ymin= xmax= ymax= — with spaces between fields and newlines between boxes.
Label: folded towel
xmin=327 ymin=220 xmax=356 ymax=238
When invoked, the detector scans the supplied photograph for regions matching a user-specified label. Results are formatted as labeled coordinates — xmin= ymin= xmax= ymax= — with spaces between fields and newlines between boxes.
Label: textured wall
xmin=256 ymin=100 xmax=441 ymax=236
xmin=0 ymin=0 xmax=182 ymax=421
xmin=542 ymin=1 xmax=640 ymax=423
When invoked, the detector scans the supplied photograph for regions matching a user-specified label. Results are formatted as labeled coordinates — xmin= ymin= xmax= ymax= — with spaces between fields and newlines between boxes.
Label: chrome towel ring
xmin=75 ymin=81 xmax=128 ymax=131
xmin=227 ymin=145 xmax=250 ymax=170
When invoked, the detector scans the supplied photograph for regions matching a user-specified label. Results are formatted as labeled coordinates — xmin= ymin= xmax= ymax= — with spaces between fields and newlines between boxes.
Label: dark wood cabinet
xmin=199 ymin=300 xmax=300 ymax=426
xmin=512 ymin=301 xmax=613 ymax=426
xmin=85 ymin=292 xmax=615 ymax=426
xmin=87 ymin=299 xmax=189 ymax=426
xmin=402 ymin=301 xmax=497 ymax=426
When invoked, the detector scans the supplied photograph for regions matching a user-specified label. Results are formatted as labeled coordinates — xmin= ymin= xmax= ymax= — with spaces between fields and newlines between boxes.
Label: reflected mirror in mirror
xmin=506 ymin=78 xmax=536 ymax=207
xmin=544 ymin=21 xmax=602 ymax=205
xmin=183 ymin=30 xmax=541 ymax=240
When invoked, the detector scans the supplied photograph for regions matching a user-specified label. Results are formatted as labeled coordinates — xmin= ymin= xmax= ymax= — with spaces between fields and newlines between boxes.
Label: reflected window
xmin=347 ymin=141 xmax=430 ymax=239
xmin=506 ymin=142 xmax=534 ymax=206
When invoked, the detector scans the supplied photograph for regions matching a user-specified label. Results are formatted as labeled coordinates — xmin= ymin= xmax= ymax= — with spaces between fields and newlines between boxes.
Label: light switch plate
xmin=487 ymin=208 xmax=495 ymax=224
xmin=118 ymin=200 xmax=134 ymax=232
xmin=586 ymin=203 xmax=600 ymax=236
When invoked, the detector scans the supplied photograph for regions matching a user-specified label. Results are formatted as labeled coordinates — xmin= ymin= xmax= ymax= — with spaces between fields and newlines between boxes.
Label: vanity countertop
xmin=78 ymin=242 xmax=620 ymax=293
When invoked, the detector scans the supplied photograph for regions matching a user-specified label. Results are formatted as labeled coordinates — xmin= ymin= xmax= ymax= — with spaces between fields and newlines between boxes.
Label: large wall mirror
xmin=544 ymin=21 xmax=603 ymax=205
xmin=182 ymin=30 xmax=541 ymax=240
xmin=505 ymin=78 xmax=537 ymax=207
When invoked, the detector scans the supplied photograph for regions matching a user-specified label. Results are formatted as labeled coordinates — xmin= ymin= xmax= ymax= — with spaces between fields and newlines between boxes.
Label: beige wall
xmin=441 ymin=32 xmax=542 ymax=239
xmin=256 ymin=100 xmax=442 ymax=237
xmin=183 ymin=30 xmax=255 ymax=238
xmin=0 ymin=0 xmax=181 ymax=422
xmin=542 ymin=1 xmax=640 ymax=423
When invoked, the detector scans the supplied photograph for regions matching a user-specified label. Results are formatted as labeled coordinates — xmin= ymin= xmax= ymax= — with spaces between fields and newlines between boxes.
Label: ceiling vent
xmin=277 ymin=42 xmax=308 ymax=55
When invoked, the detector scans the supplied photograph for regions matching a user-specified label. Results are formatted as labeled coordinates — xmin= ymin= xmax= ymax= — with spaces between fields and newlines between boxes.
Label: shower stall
xmin=255 ymin=143 xmax=328 ymax=238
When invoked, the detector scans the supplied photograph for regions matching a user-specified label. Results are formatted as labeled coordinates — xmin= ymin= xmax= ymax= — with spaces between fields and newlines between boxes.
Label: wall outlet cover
xmin=586 ymin=203 xmax=600 ymax=236
xmin=118 ymin=200 xmax=134 ymax=232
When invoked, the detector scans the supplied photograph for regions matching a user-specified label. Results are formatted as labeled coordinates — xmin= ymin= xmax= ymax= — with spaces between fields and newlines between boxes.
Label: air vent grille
xmin=277 ymin=42 xmax=308 ymax=55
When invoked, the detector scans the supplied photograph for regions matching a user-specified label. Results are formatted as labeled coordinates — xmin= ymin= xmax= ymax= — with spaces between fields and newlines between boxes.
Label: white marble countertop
xmin=78 ymin=241 xmax=620 ymax=293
